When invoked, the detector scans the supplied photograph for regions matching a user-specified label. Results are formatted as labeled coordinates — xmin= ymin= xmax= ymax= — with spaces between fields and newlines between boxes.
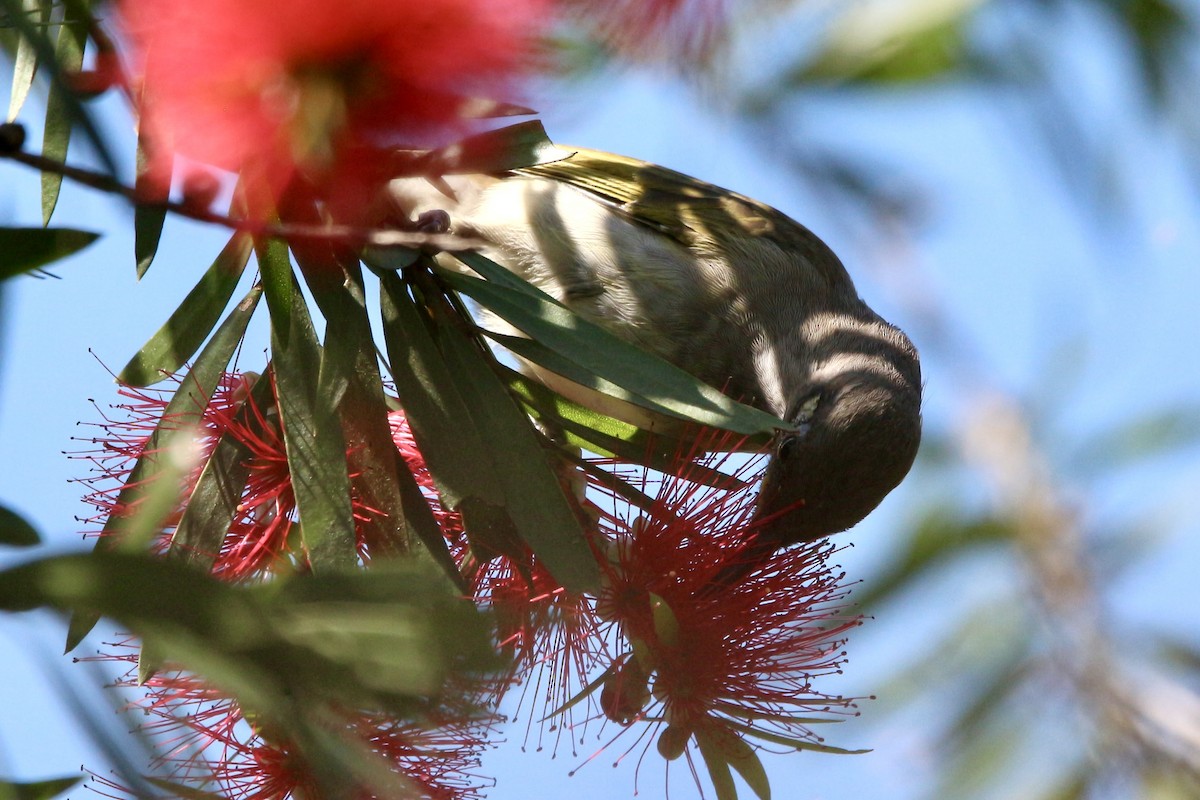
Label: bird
xmin=383 ymin=146 xmax=922 ymax=564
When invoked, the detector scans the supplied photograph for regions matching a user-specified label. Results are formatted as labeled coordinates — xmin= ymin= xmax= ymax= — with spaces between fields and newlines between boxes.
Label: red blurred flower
xmin=116 ymin=0 xmax=551 ymax=214
xmin=84 ymin=640 xmax=494 ymax=800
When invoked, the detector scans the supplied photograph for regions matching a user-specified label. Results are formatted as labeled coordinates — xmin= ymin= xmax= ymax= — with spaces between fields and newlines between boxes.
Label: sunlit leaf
xmin=794 ymin=0 xmax=983 ymax=85
xmin=4 ymin=0 xmax=48 ymax=123
xmin=0 ymin=227 xmax=99 ymax=279
xmin=40 ymin=10 xmax=86 ymax=224
xmin=119 ymin=233 xmax=254 ymax=386
xmin=440 ymin=254 xmax=785 ymax=436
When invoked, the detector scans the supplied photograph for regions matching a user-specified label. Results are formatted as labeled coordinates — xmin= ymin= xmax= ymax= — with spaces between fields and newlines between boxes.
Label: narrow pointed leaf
xmin=503 ymin=365 xmax=753 ymax=490
xmin=256 ymin=236 xmax=293 ymax=345
xmin=378 ymin=271 xmax=505 ymax=508
xmin=40 ymin=13 xmax=86 ymax=225
xmin=64 ymin=285 xmax=261 ymax=651
xmin=429 ymin=294 xmax=599 ymax=592
xmin=119 ymin=233 xmax=253 ymax=386
xmin=133 ymin=137 xmax=169 ymax=278
xmin=406 ymin=120 xmax=571 ymax=175
xmin=5 ymin=0 xmax=45 ymax=122
xmin=289 ymin=231 xmax=413 ymax=557
xmin=718 ymin=730 xmax=772 ymax=800
xmin=695 ymin=728 xmax=740 ymax=800
xmin=268 ymin=263 xmax=356 ymax=571
xmin=0 ymin=227 xmax=99 ymax=279
xmin=0 ymin=504 xmax=40 ymax=546
xmin=167 ymin=370 xmax=274 ymax=570
xmin=440 ymin=256 xmax=786 ymax=435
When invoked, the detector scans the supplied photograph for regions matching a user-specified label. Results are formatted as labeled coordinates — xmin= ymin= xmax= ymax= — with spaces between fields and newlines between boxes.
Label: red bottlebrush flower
xmin=390 ymin=410 xmax=602 ymax=749
xmin=74 ymin=370 xmax=383 ymax=580
xmin=82 ymin=640 xmax=495 ymax=800
xmin=116 ymin=0 xmax=551 ymax=215
xmin=562 ymin=429 xmax=866 ymax=793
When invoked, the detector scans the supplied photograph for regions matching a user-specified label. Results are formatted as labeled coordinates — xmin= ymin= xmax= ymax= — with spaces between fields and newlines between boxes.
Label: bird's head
xmin=753 ymin=317 xmax=922 ymax=548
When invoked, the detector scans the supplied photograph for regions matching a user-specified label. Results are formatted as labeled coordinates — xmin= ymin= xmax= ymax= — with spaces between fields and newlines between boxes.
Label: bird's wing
xmin=518 ymin=148 xmax=790 ymax=245
xmin=516 ymin=146 xmax=847 ymax=284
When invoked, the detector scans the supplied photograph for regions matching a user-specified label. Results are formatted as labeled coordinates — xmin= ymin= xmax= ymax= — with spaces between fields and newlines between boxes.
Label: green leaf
xmin=289 ymin=225 xmax=414 ymax=559
xmin=0 ymin=504 xmax=40 ymax=546
xmin=133 ymin=136 xmax=169 ymax=278
xmin=426 ymin=281 xmax=600 ymax=592
xmin=503 ymin=365 xmax=753 ymax=490
xmin=378 ymin=271 xmax=505 ymax=509
xmin=850 ymin=508 xmax=1013 ymax=610
xmin=5 ymin=0 xmax=47 ymax=123
xmin=2 ymin=552 xmax=496 ymax=713
xmin=1069 ymin=405 xmax=1200 ymax=477
xmin=796 ymin=0 xmax=981 ymax=86
xmin=256 ymin=236 xmax=294 ymax=346
xmin=119 ymin=233 xmax=254 ymax=386
xmin=440 ymin=255 xmax=785 ymax=436
xmin=695 ymin=728 xmax=740 ymax=800
xmin=0 ymin=227 xmax=99 ymax=279
xmin=269 ymin=266 xmax=357 ymax=572
xmin=167 ymin=369 xmax=273 ymax=571
xmin=64 ymin=284 xmax=261 ymax=652
xmin=0 ymin=776 xmax=83 ymax=800
xmin=40 ymin=11 xmax=86 ymax=225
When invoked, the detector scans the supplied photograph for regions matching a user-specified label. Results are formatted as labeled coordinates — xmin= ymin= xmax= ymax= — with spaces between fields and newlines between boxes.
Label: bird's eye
xmin=777 ymin=435 xmax=799 ymax=460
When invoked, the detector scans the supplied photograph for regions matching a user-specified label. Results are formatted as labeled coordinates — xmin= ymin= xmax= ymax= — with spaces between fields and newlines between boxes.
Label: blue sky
xmin=3 ymin=20 xmax=1200 ymax=800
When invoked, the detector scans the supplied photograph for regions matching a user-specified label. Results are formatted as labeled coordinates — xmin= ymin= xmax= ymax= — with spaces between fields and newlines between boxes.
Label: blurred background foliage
xmin=620 ymin=0 xmax=1200 ymax=798
xmin=3 ymin=0 xmax=1200 ymax=798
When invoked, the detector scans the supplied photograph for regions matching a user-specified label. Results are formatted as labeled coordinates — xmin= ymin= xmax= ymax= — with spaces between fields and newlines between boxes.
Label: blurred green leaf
xmin=794 ymin=0 xmax=983 ymax=85
xmin=852 ymin=508 xmax=1013 ymax=610
xmin=1069 ymin=405 xmax=1200 ymax=476
xmin=0 ymin=776 xmax=82 ymax=800
xmin=0 ymin=503 xmax=39 ymax=546
xmin=441 ymin=254 xmax=786 ymax=436
xmin=119 ymin=233 xmax=254 ymax=386
xmin=1110 ymin=0 xmax=1191 ymax=104
xmin=0 ymin=226 xmax=99 ymax=279
xmin=2 ymin=552 xmax=496 ymax=710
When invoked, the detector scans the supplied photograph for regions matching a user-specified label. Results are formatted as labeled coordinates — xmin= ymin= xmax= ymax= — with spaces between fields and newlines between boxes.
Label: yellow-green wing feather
xmin=516 ymin=147 xmax=844 ymax=282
